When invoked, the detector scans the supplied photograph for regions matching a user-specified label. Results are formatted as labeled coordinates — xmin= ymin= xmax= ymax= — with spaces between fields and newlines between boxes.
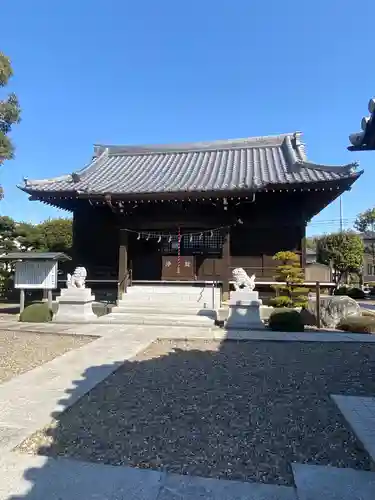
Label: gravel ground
xmin=0 ymin=331 xmax=94 ymax=383
xmin=17 ymin=340 xmax=375 ymax=486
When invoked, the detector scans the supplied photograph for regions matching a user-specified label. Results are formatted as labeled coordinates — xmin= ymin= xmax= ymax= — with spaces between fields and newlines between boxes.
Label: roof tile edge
xmin=93 ymin=132 xmax=297 ymax=156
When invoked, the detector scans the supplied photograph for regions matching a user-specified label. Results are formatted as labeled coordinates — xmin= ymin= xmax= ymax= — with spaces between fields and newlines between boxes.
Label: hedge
xmin=268 ymin=308 xmax=304 ymax=332
xmin=19 ymin=302 xmax=53 ymax=323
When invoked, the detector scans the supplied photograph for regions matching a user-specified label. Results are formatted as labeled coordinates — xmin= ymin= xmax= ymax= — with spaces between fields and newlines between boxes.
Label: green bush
xmin=347 ymin=287 xmax=366 ymax=300
xmin=334 ymin=286 xmax=365 ymax=300
xmin=19 ymin=302 xmax=53 ymax=323
xmin=268 ymin=308 xmax=305 ymax=332
xmin=334 ymin=286 xmax=348 ymax=296
xmin=337 ymin=316 xmax=375 ymax=334
xmin=269 ymin=295 xmax=292 ymax=308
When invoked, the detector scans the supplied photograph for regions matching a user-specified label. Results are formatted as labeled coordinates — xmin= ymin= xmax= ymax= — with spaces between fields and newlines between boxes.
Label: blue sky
xmin=1 ymin=0 xmax=374 ymax=235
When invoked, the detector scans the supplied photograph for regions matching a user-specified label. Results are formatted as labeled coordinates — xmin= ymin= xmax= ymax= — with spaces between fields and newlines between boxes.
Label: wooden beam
xmin=118 ymin=229 xmax=128 ymax=300
xmin=222 ymin=229 xmax=231 ymax=302
xmin=301 ymin=224 xmax=307 ymax=271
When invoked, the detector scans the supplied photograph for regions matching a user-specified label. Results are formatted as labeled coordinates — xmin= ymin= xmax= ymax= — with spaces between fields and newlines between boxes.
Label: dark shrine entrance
xmin=130 ymin=236 xmax=162 ymax=280
xmin=128 ymin=231 xmax=200 ymax=281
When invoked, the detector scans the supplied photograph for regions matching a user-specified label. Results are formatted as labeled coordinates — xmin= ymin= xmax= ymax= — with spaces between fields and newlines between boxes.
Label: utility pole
xmin=339 ymin=195 xmax=343 ymax=232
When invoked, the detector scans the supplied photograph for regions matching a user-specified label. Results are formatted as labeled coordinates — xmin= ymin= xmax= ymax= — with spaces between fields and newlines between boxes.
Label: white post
xmin=48 ymin=289 xmax=53 ymax=310
xmin=20 ymin=289 xmax=25 ymax=314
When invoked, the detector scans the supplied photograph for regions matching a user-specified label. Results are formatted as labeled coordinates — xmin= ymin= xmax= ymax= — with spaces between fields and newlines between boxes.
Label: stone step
xmin=96 ymin=313 xmax=215 ymax=327
xmin=117 ymin=298 xmax=218 ymax=306
xmin=119 ymin=295 xmax=218 ymax=302
xmin=111 ymin=305 xmax=217 ymax=317
xmin=121 ymin=296 xmax=217 ymax=302
xmin=126 ymin=286 xmax=219 ymax=293
xmin=123 ymin=289 xmax=220 ymax=297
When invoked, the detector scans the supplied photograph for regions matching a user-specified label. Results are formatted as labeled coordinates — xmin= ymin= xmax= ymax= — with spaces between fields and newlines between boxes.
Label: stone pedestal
xmin=54 ymin=288 xmax=97 ymax=323
xmin=226 ymin=291 xmax=264 ymax=330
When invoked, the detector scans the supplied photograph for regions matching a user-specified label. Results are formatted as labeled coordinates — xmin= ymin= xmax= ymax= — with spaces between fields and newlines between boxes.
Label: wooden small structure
xmin=19 ymin=132 xmax=361 ymax=299
xmin=0 ymin=252 xmax=71 ymax=312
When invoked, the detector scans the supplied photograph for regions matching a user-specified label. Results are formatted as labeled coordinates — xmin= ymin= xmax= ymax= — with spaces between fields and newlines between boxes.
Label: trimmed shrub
xmin=337 ymin=316 xmax=375 ymax=334
xmin=334 ymin=286 xmax=349 ymax=296
xmin=334 ymin=286 xmax=365 ymax=300
xmin=268 ymin=308 xmax=305 ymax=332
xmin=269 ymin=296 xmax=292 ymax=308
xmin=19 ymin=302 xmax=53 ymax=323
xmin=347 ymin=287 xmax=366 ymax=300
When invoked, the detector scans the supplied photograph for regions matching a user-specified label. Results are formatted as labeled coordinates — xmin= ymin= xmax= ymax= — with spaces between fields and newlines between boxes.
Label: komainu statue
xmin=232 ymin=268 xmax=256 ymax=291
xmin=66 ymin=267 xmax=87 ymax=289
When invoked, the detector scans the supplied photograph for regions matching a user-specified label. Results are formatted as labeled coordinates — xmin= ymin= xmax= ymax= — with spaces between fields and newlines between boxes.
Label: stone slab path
xmin=0 ymin=452 xmax=298 ymax=500
xmin=0 ymin=321 xmax=374 ymax=499
xmin=0 ymin=329 xmax=155 ymax=453
xmin=332 ymin=395 xmax=375 ymax=463
xmin=1 ymin=320 xmax=375 ymax=342
xmin=292 ymin=464 xmax=375 ymax=500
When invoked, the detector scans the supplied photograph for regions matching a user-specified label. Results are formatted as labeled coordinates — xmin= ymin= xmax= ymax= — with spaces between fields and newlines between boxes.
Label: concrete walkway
xmin=1 ymin=320 xmax=375 ymax=342
xmin=0 ymin=321 xmax=374 ymax=499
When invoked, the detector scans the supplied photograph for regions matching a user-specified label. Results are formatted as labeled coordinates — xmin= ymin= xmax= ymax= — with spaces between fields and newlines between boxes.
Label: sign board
xmin=15 ymin=261 xmax=58 ymax=289
xmin=162 ymin=256 xmax=195 ymax=280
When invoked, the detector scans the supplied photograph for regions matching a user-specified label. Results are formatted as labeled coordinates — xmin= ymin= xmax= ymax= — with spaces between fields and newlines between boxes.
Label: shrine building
xmin=20 ymin=132 xmax=361 ymax=298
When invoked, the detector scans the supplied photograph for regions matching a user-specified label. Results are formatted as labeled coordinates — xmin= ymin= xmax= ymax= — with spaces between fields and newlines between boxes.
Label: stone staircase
xmin=96 ymin=285 xmax=221 ymax=327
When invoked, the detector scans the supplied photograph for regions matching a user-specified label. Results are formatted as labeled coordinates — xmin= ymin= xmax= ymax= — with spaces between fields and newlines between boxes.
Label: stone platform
xmin=226 ymin=290 xmax=265 ymax=330
xmin=53 ymin=288 xmax=97 ymax=323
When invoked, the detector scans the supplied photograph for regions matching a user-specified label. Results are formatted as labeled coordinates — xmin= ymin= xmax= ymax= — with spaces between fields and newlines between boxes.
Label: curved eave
xmin=297 ymin=160 xmax=360 ymax=175
xmin=19 ymin=172 xmax=362 ymax=206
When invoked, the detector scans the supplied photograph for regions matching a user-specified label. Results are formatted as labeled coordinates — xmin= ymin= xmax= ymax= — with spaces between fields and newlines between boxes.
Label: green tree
xmin=0 ymin=215 xmax=17 ymax=252
xmin=354 ymin=207 xmax=375 ymax=233
xmin=14 ymin=222 xmax=45 ymax=251
xmin=271 ymin=251 xmax=308 ymax=308
xmin=305 ymin=237 xmax=317 ymax=250
xmin=316 ymin=231 xmax=364 ymax=284
xmin=37 ymin=218 xmax=72 ymax=253
xmin=354 ymin=207 xmax=375 ymax=264
xmin=0 ymin=52 xmax=21 ymax=168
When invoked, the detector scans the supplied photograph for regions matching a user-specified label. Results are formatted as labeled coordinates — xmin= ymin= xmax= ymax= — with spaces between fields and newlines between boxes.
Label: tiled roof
xmin=21 ymin=132 xmax=361 ymax=198
xmin=0 ymin=252 xmax=71 ymax=261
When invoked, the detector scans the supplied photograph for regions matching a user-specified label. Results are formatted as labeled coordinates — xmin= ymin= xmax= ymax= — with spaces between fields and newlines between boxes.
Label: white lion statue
xmin=232 ymin=268 xmax=256 ymax=291
xmin=66 ymin=267 xmax=87 ymax=289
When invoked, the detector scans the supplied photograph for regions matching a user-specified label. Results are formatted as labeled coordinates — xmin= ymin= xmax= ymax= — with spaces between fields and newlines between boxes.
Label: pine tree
xmin=0 ymin=52 xmax=21 ymax=193
xmin=271 ymin=251 xmax=308 ymax=308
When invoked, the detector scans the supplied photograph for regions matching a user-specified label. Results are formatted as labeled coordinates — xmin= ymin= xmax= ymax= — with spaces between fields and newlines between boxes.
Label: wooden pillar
xmin=301 ymin=224 xmax=307 ymax=272
xmin=118 ymin=229 xmax=128 ymax=300
xmin=222 ymin=229 xmax=231 ymax=302
xmin=315 ymin=281 xmax=321 ymax=329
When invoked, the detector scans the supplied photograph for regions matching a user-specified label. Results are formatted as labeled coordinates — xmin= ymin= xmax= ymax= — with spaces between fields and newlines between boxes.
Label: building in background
xmin=361 ymin=231 xmax=375 ymax=283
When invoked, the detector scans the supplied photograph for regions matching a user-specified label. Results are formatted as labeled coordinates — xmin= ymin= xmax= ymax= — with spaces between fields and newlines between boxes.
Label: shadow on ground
xmin=7 ymin=338 xmax=375 ymax=498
